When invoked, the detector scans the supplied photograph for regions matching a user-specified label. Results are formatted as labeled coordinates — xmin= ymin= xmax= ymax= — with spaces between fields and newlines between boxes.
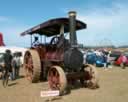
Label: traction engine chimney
xmin=68 ymin=11 xmax=77 ymax=47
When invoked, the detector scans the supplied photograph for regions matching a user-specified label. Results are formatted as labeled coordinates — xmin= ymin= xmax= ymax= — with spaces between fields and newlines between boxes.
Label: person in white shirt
xmin=12 ymin=53 xmax=21 ymax=79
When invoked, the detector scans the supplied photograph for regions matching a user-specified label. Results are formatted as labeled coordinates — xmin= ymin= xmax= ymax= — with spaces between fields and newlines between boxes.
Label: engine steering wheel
xmin=50 ymin=36 xmax=59 ymax=45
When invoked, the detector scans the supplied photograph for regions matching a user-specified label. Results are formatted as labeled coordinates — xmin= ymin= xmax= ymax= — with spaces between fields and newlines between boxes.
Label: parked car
xmin=86 ymin=52 xmax=96 ymax=65
xmin=109 ymin=51 xmax=122 ymax=64
xmin=95 ymin=55 xmax=106 ymax=67
xmin=114 ymin=53 xmax=128 ymax=67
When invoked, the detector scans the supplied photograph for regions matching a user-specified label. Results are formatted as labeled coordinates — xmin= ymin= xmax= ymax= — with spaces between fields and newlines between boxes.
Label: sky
xmin=0 ymin=0 xmax=128 ymax=47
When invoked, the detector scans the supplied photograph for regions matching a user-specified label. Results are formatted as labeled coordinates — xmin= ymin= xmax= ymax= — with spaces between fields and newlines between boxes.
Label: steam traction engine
xmin=20 ymin=11 xmax=99 ymax=95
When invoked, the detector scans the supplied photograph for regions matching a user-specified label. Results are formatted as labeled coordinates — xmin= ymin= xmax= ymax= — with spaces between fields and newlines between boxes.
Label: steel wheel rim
xmin=48 ymin=68 xmax=60 ymax=90
xmin=82 ymin=64 xmax=99 ymax=89
xmin=24 ymin=52 xmax=34 ymax=81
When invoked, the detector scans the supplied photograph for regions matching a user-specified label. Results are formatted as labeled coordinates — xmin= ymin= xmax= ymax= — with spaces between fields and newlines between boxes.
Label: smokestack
xmin=68 ymin=11 xmax=77 ymax=47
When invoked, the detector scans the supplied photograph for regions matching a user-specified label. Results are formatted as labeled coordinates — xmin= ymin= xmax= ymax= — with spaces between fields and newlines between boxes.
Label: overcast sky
xmin=0 ymin=0 xmax=128 ymax=47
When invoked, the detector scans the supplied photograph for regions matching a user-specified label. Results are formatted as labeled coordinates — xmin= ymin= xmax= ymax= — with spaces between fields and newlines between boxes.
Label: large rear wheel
xmin=24 ymin=49 xmax=41 ymax=83
xmin=48 ymin=66 xmax=67 ymax=95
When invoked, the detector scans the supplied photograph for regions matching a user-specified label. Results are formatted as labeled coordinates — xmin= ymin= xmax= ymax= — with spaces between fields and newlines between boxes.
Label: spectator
xmin=103 ymin=54 xmax=108 ymax=70
xmin=106 ymin=53 xmax=111 ymax=68
xmin=12 ymin=53 xmax=21 ymax=79
xmin=3 ymin=49 xmax=13 ymax=80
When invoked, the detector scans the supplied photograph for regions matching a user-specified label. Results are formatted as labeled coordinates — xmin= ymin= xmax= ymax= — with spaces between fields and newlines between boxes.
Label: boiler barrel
xmin=64 ymin=48 xmax=83 ymax=71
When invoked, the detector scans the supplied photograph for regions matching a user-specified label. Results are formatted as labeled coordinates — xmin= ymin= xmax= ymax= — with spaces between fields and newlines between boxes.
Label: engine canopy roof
xmin=20 ymin=17 xmax=86 ymax=37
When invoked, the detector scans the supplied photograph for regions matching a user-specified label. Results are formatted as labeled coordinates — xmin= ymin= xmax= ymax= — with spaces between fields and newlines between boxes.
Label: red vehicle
xmin=109 ymin=50 xmax=128 ymax=68
xmin=115 ymin=54 xmax=128 ymax=68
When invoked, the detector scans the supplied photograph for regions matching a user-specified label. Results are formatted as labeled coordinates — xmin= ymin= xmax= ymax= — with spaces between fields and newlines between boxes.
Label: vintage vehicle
xmin=20 ymin=11 xmax=99 ymax=94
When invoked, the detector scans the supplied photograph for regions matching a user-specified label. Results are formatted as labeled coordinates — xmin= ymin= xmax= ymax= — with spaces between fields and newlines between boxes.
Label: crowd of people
xmin=0 ymin=49 xmax=21 ymax=80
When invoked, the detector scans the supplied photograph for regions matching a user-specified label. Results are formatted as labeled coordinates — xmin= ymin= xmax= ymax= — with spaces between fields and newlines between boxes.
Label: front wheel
xmin=48 ymin=66 xmax=67 ymax=95
xmin=80 ymin=64 xmax=99 ymax=89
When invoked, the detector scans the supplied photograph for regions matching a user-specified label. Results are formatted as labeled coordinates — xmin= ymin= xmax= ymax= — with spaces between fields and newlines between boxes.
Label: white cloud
xmin=76 ymin=2 xmax=128 ymax=46
xmin=78 ymin=14 xmax=112 ymax=32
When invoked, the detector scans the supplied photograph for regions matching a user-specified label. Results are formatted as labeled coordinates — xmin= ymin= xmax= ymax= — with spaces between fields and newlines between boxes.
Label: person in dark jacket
xmin=3 ymin=49 xmax=13 ymax=80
